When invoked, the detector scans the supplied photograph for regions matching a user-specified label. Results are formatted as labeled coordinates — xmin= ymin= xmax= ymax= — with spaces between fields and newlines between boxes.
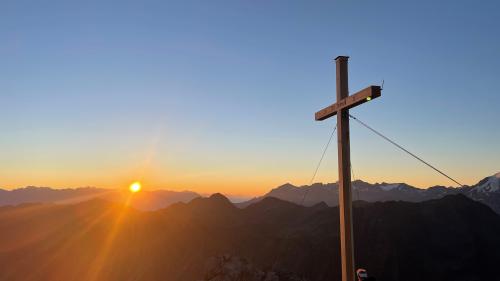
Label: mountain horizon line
xmin=3 ymin=170 xmax=498 ymax=193
xmin=1 ymin=171 xmax=499 ymax=213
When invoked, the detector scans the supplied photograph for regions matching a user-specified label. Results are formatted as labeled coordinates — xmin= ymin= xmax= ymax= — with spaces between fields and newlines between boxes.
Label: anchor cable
xmin=351 ymin=162 xmax=361 ymax=201
xmin=309 ymin=125 xmax=337 ymax=185
xmin=270 ymin=123 xmax=337 ymax=270
xmin=349 ymin=114 xmax=464 ymax=187
xmin=297 ymin=124 xmax=337 ymax=209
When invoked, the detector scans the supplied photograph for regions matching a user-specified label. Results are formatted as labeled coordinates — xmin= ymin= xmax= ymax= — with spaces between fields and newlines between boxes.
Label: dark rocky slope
xmin=0 ymin=194 xmax=498 ymax=281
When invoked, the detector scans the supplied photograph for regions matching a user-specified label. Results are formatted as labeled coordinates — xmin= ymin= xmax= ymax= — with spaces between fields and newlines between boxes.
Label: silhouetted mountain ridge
xmin=1 ymin=193 xmax=499 ymax=281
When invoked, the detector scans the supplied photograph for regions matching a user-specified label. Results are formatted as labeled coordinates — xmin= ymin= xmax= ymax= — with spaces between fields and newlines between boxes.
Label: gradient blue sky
xmin=1 ymin=0 xmax=499 ymax=195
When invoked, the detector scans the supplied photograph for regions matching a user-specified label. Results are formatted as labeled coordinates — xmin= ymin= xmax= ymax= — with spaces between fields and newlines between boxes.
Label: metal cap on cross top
xmin=335 ymin=55 xmax=350 ymax=61
xmin=315 ymin=56 xmax=382 ymax=281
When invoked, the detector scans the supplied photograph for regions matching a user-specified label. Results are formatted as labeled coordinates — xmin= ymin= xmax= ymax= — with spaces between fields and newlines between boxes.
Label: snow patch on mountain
xmin=476 ymin=175 xmax=500 ymax=193
xmin=380 ymin=184 xmax=401 ymax=191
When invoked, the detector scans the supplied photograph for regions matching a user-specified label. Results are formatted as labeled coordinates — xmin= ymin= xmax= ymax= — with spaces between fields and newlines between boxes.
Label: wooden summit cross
xmin=315 ymin=56 xmax=381 ymax=281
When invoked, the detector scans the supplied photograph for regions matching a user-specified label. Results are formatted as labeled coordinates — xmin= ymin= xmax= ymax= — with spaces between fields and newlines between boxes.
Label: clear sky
xmin=1 ymin=0 xmax=499 ymax=196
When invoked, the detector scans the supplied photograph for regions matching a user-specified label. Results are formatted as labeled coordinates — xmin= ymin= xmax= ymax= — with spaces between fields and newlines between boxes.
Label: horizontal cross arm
xmin=315 ymin=85 xmax=381 ymax=121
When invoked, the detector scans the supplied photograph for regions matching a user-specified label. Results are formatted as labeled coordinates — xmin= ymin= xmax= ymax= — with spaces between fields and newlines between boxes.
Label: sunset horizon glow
xmin=1 ymin=1 xmax=498 ymax=197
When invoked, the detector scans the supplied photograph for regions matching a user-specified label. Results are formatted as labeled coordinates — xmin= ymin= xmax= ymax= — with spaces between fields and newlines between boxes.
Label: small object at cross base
xmin=356 ymin=269 xmax=368 ymax=281
xmin=356 ymin=268 xmax=376 ymax=281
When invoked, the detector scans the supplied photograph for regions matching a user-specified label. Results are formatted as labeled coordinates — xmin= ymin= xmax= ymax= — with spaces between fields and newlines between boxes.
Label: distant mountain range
xmin=0 ymin=186 xmax=200 ymax=211
xmin=238 ymin=172 xmax=500 ymax=214
xmin=1 ymin=193 xmax=499 ymax=281
xmin=1 ymin=172 xmax=499 ymax=213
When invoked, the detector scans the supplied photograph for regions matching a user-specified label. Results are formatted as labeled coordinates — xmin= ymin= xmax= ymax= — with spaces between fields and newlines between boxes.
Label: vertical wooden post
xmin=316 ymin=56 xmax=381 ymax=281
xmin=335 ymin=56 xmax=355 ymax=281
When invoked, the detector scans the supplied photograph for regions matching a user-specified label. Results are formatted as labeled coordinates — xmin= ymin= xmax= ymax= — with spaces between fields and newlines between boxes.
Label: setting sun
xmin=129 ymin=182 xmax=142 ymax=193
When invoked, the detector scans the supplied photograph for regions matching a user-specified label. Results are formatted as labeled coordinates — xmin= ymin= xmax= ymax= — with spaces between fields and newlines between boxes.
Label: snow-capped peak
xmin=476 ymin=174 xmax=500 ymax=193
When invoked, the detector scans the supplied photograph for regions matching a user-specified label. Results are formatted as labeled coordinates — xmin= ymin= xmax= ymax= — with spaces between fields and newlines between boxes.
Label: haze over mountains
xmin=1 ymin=193 xmax=499 ymax=281
xmin=2 ymin=172 xmax=500 ymax=213
xmin=0 ymin=187 xmax=200 ymax=211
